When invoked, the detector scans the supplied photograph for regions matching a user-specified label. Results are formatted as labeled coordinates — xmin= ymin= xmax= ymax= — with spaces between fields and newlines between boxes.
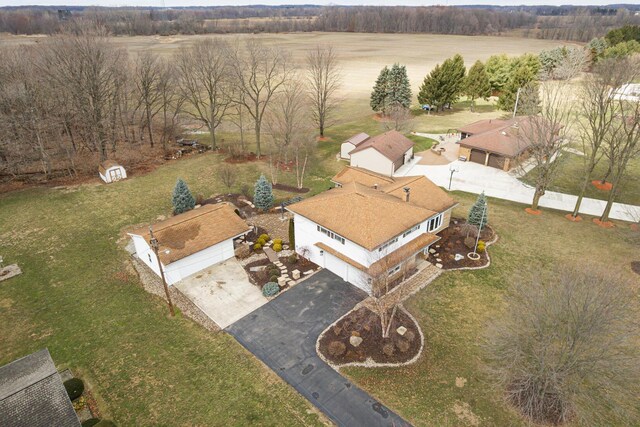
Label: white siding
xmin=340 ymin=142 xmax=356 ymax=159
xmin=403 ymin=147 xmax=413 ymax=163
xmin=129 ymin=234 xmax=235 ymax=286
xmin=100 ymin=166 xmax=127 ymax=183
xmin=349 ymin=148 xmax=394 ymax=177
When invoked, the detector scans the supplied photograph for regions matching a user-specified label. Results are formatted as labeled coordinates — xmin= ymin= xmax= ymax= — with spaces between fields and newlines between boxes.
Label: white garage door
xmin=323 ymin=252 xmax=371 ymax=294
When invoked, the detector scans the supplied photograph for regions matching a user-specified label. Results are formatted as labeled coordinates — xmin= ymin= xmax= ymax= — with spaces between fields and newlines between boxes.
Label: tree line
xmin=0 ymin=27 xmax=341 ymax=186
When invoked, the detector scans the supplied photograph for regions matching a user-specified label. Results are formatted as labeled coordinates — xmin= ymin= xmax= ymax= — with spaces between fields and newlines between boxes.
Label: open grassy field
xmin=0 ymin=32 xmax=575 ymax=101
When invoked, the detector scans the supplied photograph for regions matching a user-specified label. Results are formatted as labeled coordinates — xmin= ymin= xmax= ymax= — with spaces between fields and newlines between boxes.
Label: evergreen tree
xmin=288 ymin=217 xmax=295 ymax=248
xmin=468 ymin=191 xmax=488 ymax=229
xmin=485 ymin=54 xmax=512 ymax=93
xmin=497 ymin=64 xmax=537 ymax=113
xmin=418 ymin=54 xmax=466 ymax=112
xmin=418 ymin=63 xmax=447 ymax=112
xmin=172 ymin=178 xmax=196 ymax=215
xmin=387 ymin=63 xmax=412 ymax=110
xmin=253 ymin=174 xmax=274 ymax=211
xmin=442 ymin=54 xmax=466 ymax=106
xmin=370 ymin=66 xmax=390 ymax=114
xmin=464 ymin=60 xmax=492 ymax=111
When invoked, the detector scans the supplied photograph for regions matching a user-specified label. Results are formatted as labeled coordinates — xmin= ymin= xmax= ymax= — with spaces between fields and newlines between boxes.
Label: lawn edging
xmin=441 ymin=231 xmax=499 ymax=272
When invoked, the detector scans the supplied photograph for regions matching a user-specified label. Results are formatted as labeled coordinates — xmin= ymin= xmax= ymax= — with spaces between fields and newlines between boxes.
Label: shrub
xmin=273 ymin=243 xmax=282 ymax=252
xmin=396 ymin=339 xmax=410 ymax=353
xmin=288 ymin=254 xmax=298 ymax=264
xmin=172 ymin=178 xmax=196 ymax=215
xmin=477 ymin=240 xmax=486 ymax=253
xmin=328 ymin=341 xmax=346 ymax=357
xmin=404 ymin=330 xmax=416 ymax=343
xmin=383 ymin=343 xmax=395 ymax=356
xmin=254 ymin=174 xmax=274 ymax=211
xmin=262 ymin=282 xmax=280 ymax=297
xmin=288 ymin=218 xmax=295 ymax=248
xmin=253 ymin=243 xmax=262 ymax=251
xmin=81 ymin=418 xmax=101 ymax=427
xmin=259 ymin=233 xmax=269 ymax=242
xmin=268 ymin=268 xmax=280 ymax=277
xmin=63 ymin=378 xmax=84 ymax=401
xmin=269 ymin=275 xmax=279 ymax=283
xmin=256 ymin=238 xmax=266 ymax=246
xmin=464 ymin=236 xmax=476 ymax=249
xmin=273 ymin=238 xmax=283 ymax=246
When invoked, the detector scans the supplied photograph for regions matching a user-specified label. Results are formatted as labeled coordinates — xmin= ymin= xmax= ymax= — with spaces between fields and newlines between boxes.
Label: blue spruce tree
xmin=172 ymin=178 xmax=195 ymax=215
xmin=468 ymin=191 xmax=488 ymax=229
xmin=254 ymin=174 xmax=274 ymax=212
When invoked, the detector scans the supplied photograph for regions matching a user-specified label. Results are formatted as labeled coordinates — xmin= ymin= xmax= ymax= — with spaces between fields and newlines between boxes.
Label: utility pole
xmin=448 ymin=165 xmax=459 ymax=190
xmin=149 ymin=226 xmax=175 ymax=317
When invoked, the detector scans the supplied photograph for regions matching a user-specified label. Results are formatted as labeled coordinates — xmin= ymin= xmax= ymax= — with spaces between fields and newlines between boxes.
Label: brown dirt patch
xmin=223 ymin=152 xmax=261 ymax=164
xmin=592 ymin=218 xmax=615 ymax=228
xmin=564 ymin=214 xmax=583 ymax=222
xmin=426 ymin=219 xmax=494 ymax=270
xmin=591 ymin=180 xmax=613 ymax=191
xmin=318 ymin=307 xmax=421 ymax=365
xmin=631 ymin=262 xmax=640 ymax=276
xmin=272 ymin=183 xmax=309 ymax=194
xmin=525 ymin=208 xmax=542 ymax=215
xmin=630 ymin=224 xmax=639 ymax=232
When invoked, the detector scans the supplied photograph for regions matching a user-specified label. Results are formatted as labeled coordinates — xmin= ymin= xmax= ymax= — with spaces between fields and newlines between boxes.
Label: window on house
xmin=378 ymin=237 xmax=398 ymax=252
xmin=148 ymin=253 xmax=153 ymax=263
xmin=387 ymin=264 xmax=401 ymax=276
xmin=317 ymin=225 xmax=345 ymax=244
xmin=402 ymin=224 xmax=421 ymax=238
xmin=427 ymin=214 xmax=443 ymax=232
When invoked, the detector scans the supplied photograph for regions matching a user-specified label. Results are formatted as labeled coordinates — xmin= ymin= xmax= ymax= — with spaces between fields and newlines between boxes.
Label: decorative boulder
xmin=396 ymin=326 xmax=407 ymax=336
xmin=349 ymin=336 xmax=363 ymax=347
xmin=291 ymin=269 xmax=301 ymax=280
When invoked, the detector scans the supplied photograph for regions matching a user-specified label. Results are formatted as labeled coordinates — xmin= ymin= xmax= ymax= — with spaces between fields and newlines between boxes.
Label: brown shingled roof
xmin=348 ymin=130 xmax=414 ymax=162
xmin=332 ymin=167 xmax=457 ymax=213
xmin=287 ymin=182 xmax=434 ymax=250
xmin=458 ymin=117 xmax=541 ymax=158
xmin=344 ymin=132 xmax=370 ymax=147
xmin=457 ymin=119 xmax=509 ymax=135
xmin=129 ymin=203 xmax=250 ymax=264
xmin=99 ymin=160 xmax=122 ymax=175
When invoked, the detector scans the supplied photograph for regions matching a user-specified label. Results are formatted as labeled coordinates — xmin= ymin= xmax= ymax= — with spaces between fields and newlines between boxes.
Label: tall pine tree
xmin=370 ymin=66 xmax=390 ymax=114
xmin=468 ymin=191 xmax=488 ymax=229
xmin=442 ymin=54 xmax=466 ymax=107
xmin=465 ymin=60 xmax=492 ymax=111
xmin=172 ymin=178 xmax=196 ymax=215
xmin=253 ymin=174 xmax=274 ymax=211
xmin=497 ymin=63 xmax=538 ymax=113
xmin=418 ymin=63 xmax=447 ymax=112
xmin=418 ymin=54 xmax=466 ymax=113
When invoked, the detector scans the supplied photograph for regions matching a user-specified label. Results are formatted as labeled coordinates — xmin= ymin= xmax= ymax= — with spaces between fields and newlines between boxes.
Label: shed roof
xmin=0 ymin=349 xmax=80 ymax=427
xmin=129 ymin=203 xmax=251 ymax=264
xmin=99 ymin=160 xmax=123 ymax=175
xmin=344 ymin=132 xmax=370 ymax=147
xmin=348 ymin=130 xmax=414 ymax=162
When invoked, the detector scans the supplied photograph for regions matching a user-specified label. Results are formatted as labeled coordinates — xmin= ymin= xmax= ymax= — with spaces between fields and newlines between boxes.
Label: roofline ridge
xmin=151 ymin=203 xmax=227 ymax=233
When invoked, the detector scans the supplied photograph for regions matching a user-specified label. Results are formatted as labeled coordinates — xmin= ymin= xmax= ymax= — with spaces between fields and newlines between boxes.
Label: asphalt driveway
xmin=226 ymin=269 xmax=411 ymax=427
xmin=174 ymin=259 xmax=267 ymax=329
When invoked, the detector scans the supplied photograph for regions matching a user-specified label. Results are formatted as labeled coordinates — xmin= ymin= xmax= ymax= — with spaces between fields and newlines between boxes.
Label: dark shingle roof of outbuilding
xmin=0 ymin=349 xmax=81 ymax=427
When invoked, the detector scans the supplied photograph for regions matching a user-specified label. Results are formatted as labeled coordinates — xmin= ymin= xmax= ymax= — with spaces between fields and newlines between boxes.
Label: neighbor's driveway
xmin=397 ymin=159 xmax=640 ymax=222
xmin=226 ymin=269 xmax=411 ymax=427
xmin=174 ymin=259 xmax=267 ymax=329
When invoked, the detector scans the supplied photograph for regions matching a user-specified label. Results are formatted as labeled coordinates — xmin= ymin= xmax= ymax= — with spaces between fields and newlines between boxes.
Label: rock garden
xmin=318 ymin=306 xmax=422 ymax=366
xmin=426 ymin=218 xmax=495 ymax=270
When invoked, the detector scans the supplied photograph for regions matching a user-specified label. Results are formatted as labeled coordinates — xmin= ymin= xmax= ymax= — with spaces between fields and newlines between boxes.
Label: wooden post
xmin=149 ymin=227 xmax=175 ymax=317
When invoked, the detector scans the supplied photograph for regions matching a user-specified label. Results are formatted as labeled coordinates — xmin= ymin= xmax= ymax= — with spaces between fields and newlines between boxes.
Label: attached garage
xmin=487 ymin=153 xmax=506 ymax=170
xmin=469 ymin=149 xmax=486 ymax=165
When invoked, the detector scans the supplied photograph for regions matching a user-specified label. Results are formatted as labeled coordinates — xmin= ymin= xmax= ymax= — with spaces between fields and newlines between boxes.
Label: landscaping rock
xmin=396 ymin=326 xmax=407 ymax=336
xmin=303 ymin=269 xmax=314 ymax=275
xmin=287 ymin=280 xmax=295 ymax=287
xmin=435 ymin=263 xmax=443 ymax=269
xmin=291 ymin=269 xmax=301 ymax=280
xmin=283 ymin=245 xmax=289 ymax=250
xmin=454 ymin=254 xmax=464 ymax=261
xmin=429 ymin=248 xmax=436 ymax=254
xmin=436 ymin=258 xmax=442 ymax=262
xmin=277 ymin=277 xmax=288 ymax=287
xmin=249 ymin=266 xmax=266 ymax=272
xmin=349 ymin=336 xmax=363 ymax=347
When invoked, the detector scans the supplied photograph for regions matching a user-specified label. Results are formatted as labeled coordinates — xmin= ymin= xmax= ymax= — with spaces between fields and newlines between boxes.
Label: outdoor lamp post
xmin=149 ymin=226 xmax=175 ymax=317
xmin=448 ymin=165 xmax=459 ymax=190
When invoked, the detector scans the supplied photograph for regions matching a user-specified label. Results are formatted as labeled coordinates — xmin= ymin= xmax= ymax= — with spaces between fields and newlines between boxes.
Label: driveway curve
xmin=226 ymin=269 xmax=411 ymax=427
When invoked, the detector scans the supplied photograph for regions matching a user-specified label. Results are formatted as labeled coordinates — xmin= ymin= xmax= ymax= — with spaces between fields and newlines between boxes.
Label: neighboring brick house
xmin=457 ymin=117 xmax=539 ymax=171
xmin=286 ymin=166 xmax=457 ymax=294
xmin=342 ymin=130 xmax=414 ymax=177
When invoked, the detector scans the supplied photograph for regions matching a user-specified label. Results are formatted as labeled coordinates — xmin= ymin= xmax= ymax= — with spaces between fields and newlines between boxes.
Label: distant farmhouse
xmin=286 ymin=167 xmax=457 ymax=294
xmin=457 ymin=117 xmax=539 ymax=171
xmin=128 ymin=203 xmax=251 ymax=286
xmin=0 ymin=349 xmax=80 ymax=427
xmin=340 ymin=130 xmax=414 ymax=177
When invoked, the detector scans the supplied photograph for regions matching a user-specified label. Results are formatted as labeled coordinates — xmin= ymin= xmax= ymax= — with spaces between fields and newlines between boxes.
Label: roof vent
xmin=403 ymin=187 xmax=411 ymax=202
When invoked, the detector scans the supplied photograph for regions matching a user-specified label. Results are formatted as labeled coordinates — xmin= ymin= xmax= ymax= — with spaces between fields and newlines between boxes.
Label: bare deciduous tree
xmin=383 ymin=102 xmax=413 ymax=132
xmin=176 ymin=38 xmax=231 ymax=150
xmin=483 ymin=265 xmax=640 ymax=426
xmin=306 ymin=45 xmax=341 ymax=137
xmin=518 ymin=81 xmax=573 ymax=211
xmin=133 ymin=51 xmax=163 ymax=148
xmin=229 ymin=38 xmax=293 ymax=157
xmin=218 ymin=163 xmax=237 ymax=192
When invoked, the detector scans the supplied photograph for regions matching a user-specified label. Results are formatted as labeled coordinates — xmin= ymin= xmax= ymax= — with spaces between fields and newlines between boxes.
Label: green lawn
xmin=343 ymin=193 xmax=639 ymax=427
xmin=520 ymin=152 xmax=640 ymax=206
xmin=0 ymin=154 xmax=327 ymax=426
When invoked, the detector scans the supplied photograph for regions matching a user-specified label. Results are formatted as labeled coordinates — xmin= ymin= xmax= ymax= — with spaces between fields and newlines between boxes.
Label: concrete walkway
xmin=397 ymin=159 xmax=640 ymax=222
xmin=227 ymin=270 xmax=411 ymax=427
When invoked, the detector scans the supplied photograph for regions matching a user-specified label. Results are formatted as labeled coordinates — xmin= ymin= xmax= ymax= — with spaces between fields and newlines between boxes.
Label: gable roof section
xmin=287 ymin=182 xmax=435 ymax=250
xmin=344 ymin=132 xmax=370 ymax=147
xmin=332 ymin=167 xmax=457 ymax=213
xmin=0 ymin=349 xmax=81 ymax=427
xmin=458 ymin=117 xmax=538 ymax=158
xmin=129 ymin=203 xmax=251 ymax=264
xmin=457 ymin=119 xmax=509 ymax=135
xmin=99 ymin=160 xmax=122 ymax=175
xmin=348 ymin=130 xmax=414 ymax=162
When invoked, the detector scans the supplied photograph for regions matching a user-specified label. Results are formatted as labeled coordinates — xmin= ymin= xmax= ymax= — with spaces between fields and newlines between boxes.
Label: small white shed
xmin=99 ymin=160 xmax=127 ymax=183
xmin=340 ymin=132 xmax=370 ymax=160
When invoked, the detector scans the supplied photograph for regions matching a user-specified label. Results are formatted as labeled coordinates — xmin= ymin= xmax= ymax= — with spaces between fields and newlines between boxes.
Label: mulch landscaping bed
xmin=318 ymin=307 xmax=421 ymax=365
xmin=426 ymin=218 xmax=495 ymax=270
xmin=203 ymin=193 xmax=257 ymax=217
xmin=272 ymin=183 xmax=309 ymax=193
xmin=632 ymin=261 xmax=640 ymax=276
xmin=244 ymin=254 xmax=317 ymax=288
